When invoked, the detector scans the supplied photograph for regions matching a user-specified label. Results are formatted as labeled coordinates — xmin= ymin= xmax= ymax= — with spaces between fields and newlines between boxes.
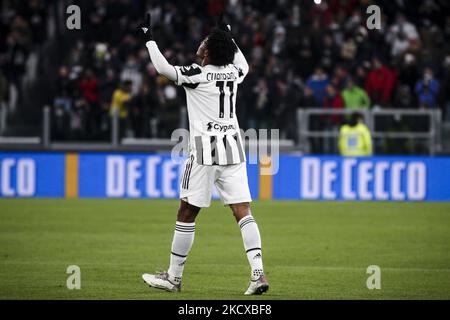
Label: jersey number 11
xmin=216 ymin=81 xmax=235 ymax=119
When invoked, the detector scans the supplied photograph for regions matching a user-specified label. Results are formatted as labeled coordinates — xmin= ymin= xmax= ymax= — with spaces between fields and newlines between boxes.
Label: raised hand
xmin=217 ymin=13 xmax=231 ymax=33
xmin=138 ymin=13 xmax=153 ymax=42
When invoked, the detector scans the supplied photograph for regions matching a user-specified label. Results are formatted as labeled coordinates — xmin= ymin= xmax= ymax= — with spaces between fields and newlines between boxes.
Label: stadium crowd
xmin=0 ymin=0 xmax=47 ymax=130
xmin=2 ymin=0 xmax=450 ymax=147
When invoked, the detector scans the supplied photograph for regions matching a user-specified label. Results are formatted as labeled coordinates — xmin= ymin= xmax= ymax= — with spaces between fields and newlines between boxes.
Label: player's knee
xmin=177 ymin=201 xmax=200 ymax=223
xmin=177 ymin=207 xmax=195 ymax=222
xmin=230 ymin=202 xmax=251 ymax=221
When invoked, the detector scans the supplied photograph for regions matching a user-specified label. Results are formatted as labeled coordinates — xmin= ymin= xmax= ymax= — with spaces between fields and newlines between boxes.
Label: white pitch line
xmin=2 ymin=261 xmax=450 ymax=273
xmin=274 ymin=265 xmax=450 ymax=273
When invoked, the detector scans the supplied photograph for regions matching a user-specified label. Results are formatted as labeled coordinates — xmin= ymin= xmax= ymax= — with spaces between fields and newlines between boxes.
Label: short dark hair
xmin=205 ymin=28 xmax=237 ymax=67
xmin=350 ymin=112 xmax=363 ymax=126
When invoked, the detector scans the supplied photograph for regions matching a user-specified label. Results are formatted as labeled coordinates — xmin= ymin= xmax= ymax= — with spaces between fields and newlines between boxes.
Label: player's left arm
xmin=138 ymin=13 xmax=177 ymax=82
xmin=217 ymin=14 xmax=249 ymax=82
xmin=232 ymin=40 xmax=249 ymax=81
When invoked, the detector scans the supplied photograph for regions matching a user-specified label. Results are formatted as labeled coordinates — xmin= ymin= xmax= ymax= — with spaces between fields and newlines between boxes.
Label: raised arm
xmin=138 ymin=13 xmax=177 ymax=81
xmin=233 ymin=40 xmax=249 ymax=78
xmin=145 ymin=41 xmax=177 ymax=81
xmin=217 ymin=14 xmax=249 ymax=79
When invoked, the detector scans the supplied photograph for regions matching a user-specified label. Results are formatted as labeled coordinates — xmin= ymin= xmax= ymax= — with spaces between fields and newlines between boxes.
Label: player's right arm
xmin=146 ymin=40 xmax=204 ymax=87
xmin=138 ymin=13 xmax=177 ymax=82
xmin=139 ymin=13 xmax=205 ymax=87
xmin=145 ymin=41 xmax=177 ymax=82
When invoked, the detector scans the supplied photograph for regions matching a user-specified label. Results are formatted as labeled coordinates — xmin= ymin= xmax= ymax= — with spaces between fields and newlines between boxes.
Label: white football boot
xmin=244 ymin=275 xmax=269 ymax=295
xmin=142 ymin=271 xmax=181 ymax=292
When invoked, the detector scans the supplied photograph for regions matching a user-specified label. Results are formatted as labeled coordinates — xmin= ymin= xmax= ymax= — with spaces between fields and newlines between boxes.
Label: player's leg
xmin=142 ymin=200 xmax=200 ymax=292
xmin=166 ymin=200 xmax=200 ymax=285
xmin=229 ymin=202 xmax=269 ymax=295
xmin=143 ymin=156 xmax=212 ymax=292
xmin=215 ymin=163 xmax=269 ymax=294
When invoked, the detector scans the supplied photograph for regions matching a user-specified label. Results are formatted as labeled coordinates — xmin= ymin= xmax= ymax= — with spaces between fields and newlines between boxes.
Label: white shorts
xmin=179 ymin=156 xmax=252 ymax=208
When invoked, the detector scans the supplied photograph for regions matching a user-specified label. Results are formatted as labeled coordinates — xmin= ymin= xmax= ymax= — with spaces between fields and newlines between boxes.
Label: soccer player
xmin=138 ymin=13 xmax=269 ymax=295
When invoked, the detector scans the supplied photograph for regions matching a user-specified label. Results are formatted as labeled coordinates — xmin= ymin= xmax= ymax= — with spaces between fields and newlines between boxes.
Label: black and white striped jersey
xmin=174 ymin=60 xmax=248 ymax=166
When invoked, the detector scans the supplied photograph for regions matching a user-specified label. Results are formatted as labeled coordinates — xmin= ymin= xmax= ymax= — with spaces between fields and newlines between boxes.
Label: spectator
xmin=79 ymin=69 xmax=101 ymax=139
xmin=78 ymin=70 xmax=99 ymax=105
xmin=0 ymin=70 xmax=8 ymax=108
xmin=110 ymin=80 xmax=133 ymax=138
xmin=99 ymin=68 xmax=119 ymax=136
xmin=271 ymin=24 xmax=286 ymax=56
xmin=70 ymin=96 xmax=88 ymax=140
xmin=299 ymin=86 xmax=319 ymax=108
xmin=0 ymin=70 xmax=8 ymax=134
xmin=24 ymin=0 xmax=47 ymax=46
xmin=248 ymin=78 xmax=271 ymax=129
xmin=4 ymin=16 xmax=31 ymax=112
xmin=157 ymin=84 xmax=181 ymax=138
xmin=133 ymin=81 xmax=159 ymax=138
xmin=339 ymin=112 xmax=373 ymax=156
xmin=365 ymin=56 xmax=396 ymax=107
xmin=331 ymin=65 xmax=349 ymax=90
xmin=319 ymin=33 xmax=338 ymax=74
xmin=306 ymin=67 xmax=329 ymax=105
xmin=287 ymin=27 xmax=315 ymax=78
xmin=398 ymin=53 xmax=420 ymax=91
xmin=354 ymin=64 xmax=369 ymax=88
xmin=415 ymin=67 xmax=440 ymax=109
xmin=394 ymin=84 xmax=415 ymax=109
xmin=386 ymin=13 xmax=420 ymax=58
xmin=342 ymin=78 xmax=371 ymax=110
xmin=273 ymin=79 xmax=302 ymax=140
xmin=323 ymin=84 xmax=344 ymax=154
xmin=340 ymin=31 xmax=358 ymax=63
xmin=120 ymin=54 xmax=143 ymax=96
xmin=439 ymin=55 xmax=450 ymax=120
xmin=52 ymin=66 xmax=74 ymax=140
xmin=323 ymin=84 xmax=344 ymax=125
xmin=300 ymin=85 xmax=321 ymax=153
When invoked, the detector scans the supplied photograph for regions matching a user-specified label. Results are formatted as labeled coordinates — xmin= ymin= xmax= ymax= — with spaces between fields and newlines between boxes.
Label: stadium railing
xmin=0 ymin=106 xmax=443 ymax=155
xmin=0 ymin=106 xmax=298 ymax=152
xmin=296 ymin=108 xmax=442 ymax=155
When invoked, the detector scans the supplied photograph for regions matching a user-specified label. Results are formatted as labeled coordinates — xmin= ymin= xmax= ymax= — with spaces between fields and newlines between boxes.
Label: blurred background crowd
xmin=1 ymin=0 xmax=449 ymax=153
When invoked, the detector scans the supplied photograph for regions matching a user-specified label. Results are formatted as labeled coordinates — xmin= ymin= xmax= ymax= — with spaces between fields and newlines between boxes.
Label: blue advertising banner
xmin=0 ymin=152 xmax=65 ymax=197
xmin=78 ymin=153 xmax=260 ymax=200
xmin=78 ymin=153 xmax=191 ymax=198
xmin=273 ymin=156 xmax=450 ymax=201
xmin=0 ymin=152 xmax=449 ymax=201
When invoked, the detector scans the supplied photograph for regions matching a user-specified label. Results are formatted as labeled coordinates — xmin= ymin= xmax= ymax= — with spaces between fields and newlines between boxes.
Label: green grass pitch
xmin=0 ymin=199 xmax=449 ymax=299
